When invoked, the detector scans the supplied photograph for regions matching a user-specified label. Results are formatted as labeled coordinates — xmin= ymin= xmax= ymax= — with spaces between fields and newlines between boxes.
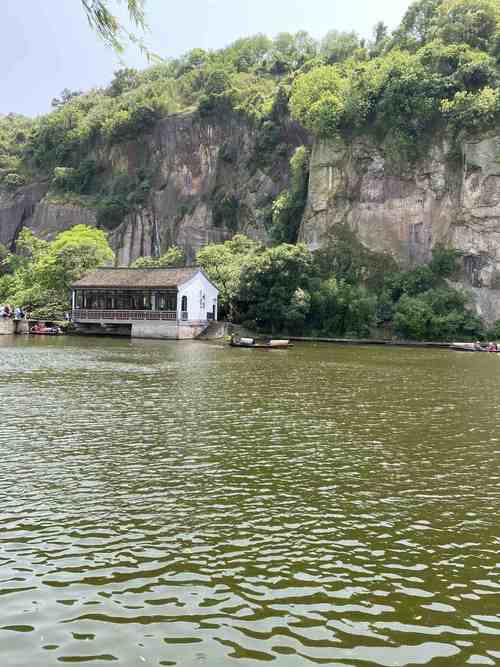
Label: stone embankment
xmin=0 ymin=319 xmax=29 ymax=335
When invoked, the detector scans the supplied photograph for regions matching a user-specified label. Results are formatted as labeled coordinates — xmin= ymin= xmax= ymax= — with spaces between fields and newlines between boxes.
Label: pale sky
xmin=1 ymin=0 xmax=413 ymax=117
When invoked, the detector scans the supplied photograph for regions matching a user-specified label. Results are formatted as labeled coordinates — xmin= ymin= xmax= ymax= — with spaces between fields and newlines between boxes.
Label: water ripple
xmin=0 ymin=336 xmax=499 ymax=665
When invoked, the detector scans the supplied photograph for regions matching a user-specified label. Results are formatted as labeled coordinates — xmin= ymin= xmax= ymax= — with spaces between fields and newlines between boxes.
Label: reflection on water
xmin=0 ymin=335 xmax=499 ymax=666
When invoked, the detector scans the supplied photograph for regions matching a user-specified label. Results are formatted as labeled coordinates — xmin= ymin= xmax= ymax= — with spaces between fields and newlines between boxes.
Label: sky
xmin=1 ymin=0 xmax=413 ymax=117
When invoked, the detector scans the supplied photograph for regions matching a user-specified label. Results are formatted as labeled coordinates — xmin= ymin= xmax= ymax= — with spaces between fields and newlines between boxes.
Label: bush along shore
xmin=197 ymin=232 xmax=496 ymax=342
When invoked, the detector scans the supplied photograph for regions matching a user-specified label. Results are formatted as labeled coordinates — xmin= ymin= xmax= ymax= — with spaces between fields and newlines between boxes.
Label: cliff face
xmin=0 ymin=112 xmax=307 ymax=263
xmin=300 ymin=132 xmax=500 ymax=323
xmin=2 ymin=112 xmax=500 ymax=321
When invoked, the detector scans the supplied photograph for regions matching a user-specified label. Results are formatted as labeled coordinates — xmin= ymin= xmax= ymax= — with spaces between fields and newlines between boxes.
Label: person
xmin=3 ymin=304 xmax=12 ymax=318
xmin=14 ymin=306 xmax=24 ymax=320
xmin=474 ymin=340 xmax=483 ymax=351
xmin=487 ymin=341 xmax=498 ymax=352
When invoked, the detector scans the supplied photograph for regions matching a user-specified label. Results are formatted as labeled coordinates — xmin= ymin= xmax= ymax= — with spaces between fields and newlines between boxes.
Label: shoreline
xmin=288 ymin=336 xmax=452 ymax=349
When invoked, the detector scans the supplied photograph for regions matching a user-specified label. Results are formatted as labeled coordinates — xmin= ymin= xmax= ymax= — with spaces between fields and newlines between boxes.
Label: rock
xmin=0 ymin=112 xmax=303 ymax=262
xmin=300 ymin=132 xmax=500 ymax=323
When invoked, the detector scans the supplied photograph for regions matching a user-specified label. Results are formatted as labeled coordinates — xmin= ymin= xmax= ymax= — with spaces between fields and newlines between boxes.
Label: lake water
xmin=1 ymin=335 xmax=499 ymax=666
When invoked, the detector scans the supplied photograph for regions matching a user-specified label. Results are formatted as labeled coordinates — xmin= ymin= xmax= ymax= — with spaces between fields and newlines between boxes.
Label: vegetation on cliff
xmin=290 ymin=0 xmax=500 ymax=160
xmin=4 ymin=0 xmax=498 ymax=192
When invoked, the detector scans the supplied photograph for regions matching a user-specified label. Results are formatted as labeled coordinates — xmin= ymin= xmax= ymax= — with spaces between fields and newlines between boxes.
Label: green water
xmin=0 ymin=335 xmax=499 ymax=666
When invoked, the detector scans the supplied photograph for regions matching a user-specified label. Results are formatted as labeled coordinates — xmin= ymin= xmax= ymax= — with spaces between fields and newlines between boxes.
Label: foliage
xmin=52 ymin=159 xmax=98 ymax=194
xmin=211 ymin=191 xmax=241 ymax=231
xmin=0 ymin=114 xmax=33 ymax=189
xmin=270 ymin=146 xmax=310 ymax=243
xmin=320 ymin=31 xmax=363 ymax=64
xmin=194 ymin=232 xmax=484 ymax=340
xmin=196 ymin=235 xmax=262 ymax=317
xmin=436 ymin=0 xmax=500 ymax=51
xmin=441 ymin=86 xmax=500 ymax=133
xmin=393 ymin=289 xmax=483 ymax=340
xmin=130 ymin=246 xmax=185 ymax=268
xmin=289 ymin=0 xmax=500 ymax=159
xmin=309 ymin=277 xmax=376 ymax=337
xmin=4 ymin=0 xmax=498 ymax=190
xmin=314 ymin=224 xmax=398 ymax=290
xmin=235 ymin=243 xmax=313 ymax=332
xmin=80 ymin=0 xmax=147 ymax=53
xmin=94 ymin=167 xmax=155 ymax=230
xmin=0 ymin=226 xmax=114 ymax=317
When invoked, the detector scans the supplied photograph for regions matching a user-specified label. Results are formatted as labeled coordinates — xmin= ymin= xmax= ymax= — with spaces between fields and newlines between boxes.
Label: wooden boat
xmin=450 ymin=342 xmax=498 ymax=352
xmin=29 ymin=324 xmax=63 ymax=335
xmin=230 ymin=335 xmax=292 ymax=349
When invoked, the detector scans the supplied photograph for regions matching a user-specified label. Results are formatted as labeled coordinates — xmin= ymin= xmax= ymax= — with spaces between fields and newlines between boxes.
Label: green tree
xmin=36 ymin=225 xmax=114 ymax=296
xmin=290 ymin=65 xmax=349 ymax=136
xmin=130 ymin=246 xmax=185 ymax=268
xmin=236 ymin=243 xmax=313 ymax=332
xmin=436 ymin=0 xmax=500 ymax=51
xmin=320 ymin=30 xmax=362 ymax=64
xmin=309 ymin=277 xmax=376 ymax=337
xmin=0 ymin=226 xmax=113 ymax=317
xmin=391 ymin=0 xmax=443 ymax=51
xmin=196 ymin=235 xmax=261 ymax=318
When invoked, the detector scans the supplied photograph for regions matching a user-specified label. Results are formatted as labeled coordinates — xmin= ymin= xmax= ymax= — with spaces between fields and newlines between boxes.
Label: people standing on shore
xmin=0 ymin=304 xmax=13 ymax=318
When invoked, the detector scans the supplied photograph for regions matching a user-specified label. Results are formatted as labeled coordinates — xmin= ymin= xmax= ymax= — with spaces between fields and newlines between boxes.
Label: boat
xmin=230 ymin=335 xmax=292 ymax=349
xmin=449 ymin=342 xmax=498 ymax=352
xmin=29 ymin=323 xmax=63 ymax=335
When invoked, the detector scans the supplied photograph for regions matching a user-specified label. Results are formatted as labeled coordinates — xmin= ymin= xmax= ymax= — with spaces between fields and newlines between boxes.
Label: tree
xmin=80 ymin=0 xmax=147 ymax=52
xmin=107 ymin=68 xmax=140 ymax=96
xmin=436 ymin=0 xmax=500 ymax=51
xmin=51 ymin=88 xmax=83 ymax=109
xmin=0 ymin=226 xmax=114 ymax=317
xmin=196 ymin=235 xmax=261 ymax=318
xmin=236 ymin=243 xmax=313 ymax=332
xmin=290 ymin=65 xmax=349 ymax=136
xmin=130 ymin=246 xmax=185 ymax=268
xmin=309 ymin=277 xmax=376 ymax=337
xmin=391 ymin=0 xmax=443 ymax=51
xmin=36 ymin=225 xmax=115 ymax=295
xmin=320 ymin=30 xmax=362 ymax=64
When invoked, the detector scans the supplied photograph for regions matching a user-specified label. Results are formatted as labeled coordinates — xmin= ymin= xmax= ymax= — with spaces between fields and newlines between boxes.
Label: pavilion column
xmin=152 ymin=291 xmax=157 ymax=311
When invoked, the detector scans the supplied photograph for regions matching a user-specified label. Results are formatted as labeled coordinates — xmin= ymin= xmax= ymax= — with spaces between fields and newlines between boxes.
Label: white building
xmin=71 ymin=267 xmax=219 ymax=339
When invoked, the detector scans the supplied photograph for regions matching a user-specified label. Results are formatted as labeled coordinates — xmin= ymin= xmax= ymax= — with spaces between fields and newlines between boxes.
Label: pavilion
xmin=71 ymin=267 xmax=219 ymax=339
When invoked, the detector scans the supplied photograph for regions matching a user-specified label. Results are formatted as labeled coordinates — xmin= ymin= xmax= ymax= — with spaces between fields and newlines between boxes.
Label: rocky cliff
xmin=300 ymin=132 xmax=500 ymax=323
xmin=2 ymin=112 xmax=500 ymax=321
xmin=0 ymin=112 xmax=307 ymax=263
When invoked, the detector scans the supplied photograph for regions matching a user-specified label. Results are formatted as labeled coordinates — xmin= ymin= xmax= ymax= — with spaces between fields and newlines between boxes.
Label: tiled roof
xmin=72 ymin=267 xmax=200 ymax=289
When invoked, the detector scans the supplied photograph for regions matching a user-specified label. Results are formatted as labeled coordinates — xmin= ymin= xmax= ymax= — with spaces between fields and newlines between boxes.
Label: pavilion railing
xmin=72 ymin=309 xmax=177 ymax=321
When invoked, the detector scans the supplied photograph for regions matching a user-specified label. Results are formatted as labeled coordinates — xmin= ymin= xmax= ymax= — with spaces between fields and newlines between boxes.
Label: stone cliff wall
xmin=2 ymin=111 xmax=500 ymax=321
xmin=0 ymin=112 xmax=306 ymax=262
xmin=300 ymin=132 xmax=500 ymax=323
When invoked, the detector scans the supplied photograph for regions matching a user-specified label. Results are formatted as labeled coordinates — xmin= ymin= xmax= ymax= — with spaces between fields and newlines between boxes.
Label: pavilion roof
xmin=72 ymin=267 xmax=200 ymax=289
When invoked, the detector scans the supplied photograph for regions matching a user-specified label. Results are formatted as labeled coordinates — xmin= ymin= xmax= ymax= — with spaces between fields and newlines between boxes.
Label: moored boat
xmin=29 ymin=322 xmax=63 ymax=335
xmin=230 ymin=335 xmax=292 ymax=349
xmin=450 ymin=342 xmax=499 ymax=352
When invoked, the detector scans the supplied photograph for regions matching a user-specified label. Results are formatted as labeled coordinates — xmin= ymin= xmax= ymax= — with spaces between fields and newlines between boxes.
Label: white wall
xmin=178 ymin=271 xmax=219 ymax=322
